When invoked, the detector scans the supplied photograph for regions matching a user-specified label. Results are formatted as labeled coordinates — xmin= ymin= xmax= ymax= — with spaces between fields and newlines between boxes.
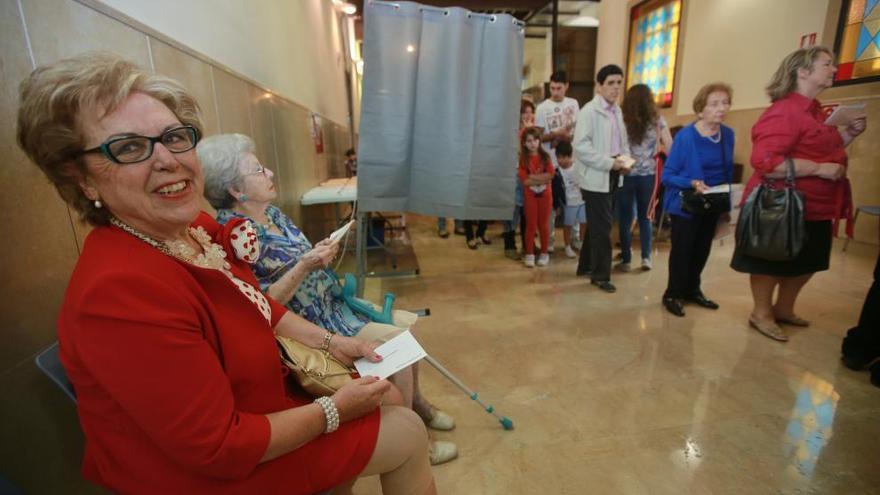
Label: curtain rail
xmin=368 ymin=0 xmax=525 ymax=26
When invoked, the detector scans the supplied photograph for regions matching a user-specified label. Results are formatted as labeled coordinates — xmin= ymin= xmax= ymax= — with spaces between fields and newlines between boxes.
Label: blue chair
xmin=34 ymin=341 xmax=76 ymax=403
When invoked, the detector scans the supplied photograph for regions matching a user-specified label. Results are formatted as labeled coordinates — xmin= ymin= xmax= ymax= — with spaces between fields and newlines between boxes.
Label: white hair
xmin=197 ymin=133 xmax=255 ymax=209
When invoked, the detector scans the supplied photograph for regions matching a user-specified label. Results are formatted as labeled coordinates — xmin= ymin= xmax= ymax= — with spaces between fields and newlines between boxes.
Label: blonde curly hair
xmin=17 ymin=52 xmax=203 ymax=226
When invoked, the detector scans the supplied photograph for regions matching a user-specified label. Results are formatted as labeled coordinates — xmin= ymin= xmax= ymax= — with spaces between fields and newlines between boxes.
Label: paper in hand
xmin=825 ymin=103 xmax=866 ymax=127
xmin=618 ymin=155 xmax=636 ymax=170
xmin=329 ymin=220 xmax=355 ymax=243
xmin=354 ymin=330 xmax=427 ymax=380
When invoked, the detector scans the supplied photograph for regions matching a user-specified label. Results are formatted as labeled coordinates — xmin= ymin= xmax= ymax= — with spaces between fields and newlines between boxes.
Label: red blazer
xmin=746 ymin=92 xmax=853 ymax=235
xmin=59 ymin=213 xmax=379 ymax=495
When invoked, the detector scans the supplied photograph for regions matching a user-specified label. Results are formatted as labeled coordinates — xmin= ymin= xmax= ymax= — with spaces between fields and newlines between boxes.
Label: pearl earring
xmin=94 ymin=199 xmax=103 ymax=209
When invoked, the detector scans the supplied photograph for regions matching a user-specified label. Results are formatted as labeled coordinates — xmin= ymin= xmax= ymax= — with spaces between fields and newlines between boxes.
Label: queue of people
xmin=506 ymin=47 xmax=865 ymax=351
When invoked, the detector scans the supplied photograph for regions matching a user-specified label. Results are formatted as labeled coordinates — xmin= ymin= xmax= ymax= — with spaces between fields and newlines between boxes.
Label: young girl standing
xmin=518 ymin=127 xmax=555 ymax=267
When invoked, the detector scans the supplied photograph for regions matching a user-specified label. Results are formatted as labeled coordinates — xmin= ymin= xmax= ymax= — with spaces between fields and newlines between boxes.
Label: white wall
xmin=596 ymin=0 xmax=831 ymax=114
xmin=676 ymin=0 xmax=830 ymax=114
xmin=97 ymin=0 xmax=351 ymax=125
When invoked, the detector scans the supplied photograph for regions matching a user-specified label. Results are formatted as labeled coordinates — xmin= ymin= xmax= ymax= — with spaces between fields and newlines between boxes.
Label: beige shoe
xmin=429 ymin=440 xmax=458 ymax=465
xmin=749 ymin=317 xmax=789 ymax=342
xmin=425 ymin=409 xmax=456 ymax=431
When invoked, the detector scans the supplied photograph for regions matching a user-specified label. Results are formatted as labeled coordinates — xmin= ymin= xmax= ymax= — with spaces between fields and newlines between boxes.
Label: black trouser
xmin=576 ymin=189 xmax=613 ymax=282
xmin=464 ymin=220 xmax=488 ymax=242
xmin=665 ymin=212 xmax=720 ymax=298
xmin=842 ymin=252 xmax=880 ymax=363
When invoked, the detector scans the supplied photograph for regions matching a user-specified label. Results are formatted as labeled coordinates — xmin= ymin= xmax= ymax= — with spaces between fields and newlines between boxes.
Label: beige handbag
xmin=276 ymin=335 xmax=355 ymax=397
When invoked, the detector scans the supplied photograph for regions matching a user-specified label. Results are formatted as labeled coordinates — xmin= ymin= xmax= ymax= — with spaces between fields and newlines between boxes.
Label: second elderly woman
xmin=661 ymin=83 xmax=735 ymax=317
xmin=198 ymin=133 xmax=458 ymax=465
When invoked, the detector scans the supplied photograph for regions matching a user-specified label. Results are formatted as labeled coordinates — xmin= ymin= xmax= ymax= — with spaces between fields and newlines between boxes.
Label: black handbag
xmin=681 ymin=189 xmax=730 ymax=215
xmin=735 ymin=158 xmax=806 ymax=261
xmin=679 ymin=131 xmax=731 ymax=216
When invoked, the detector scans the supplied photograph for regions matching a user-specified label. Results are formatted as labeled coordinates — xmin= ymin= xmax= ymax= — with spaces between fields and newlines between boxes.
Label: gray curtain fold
xmin=358 ymin=1 xmax=524 ymax=220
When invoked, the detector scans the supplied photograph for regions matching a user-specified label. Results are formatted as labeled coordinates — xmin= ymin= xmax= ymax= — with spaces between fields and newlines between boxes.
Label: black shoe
xmin=479 ymin=236 xmax=492 ymax=245
xmin=438 ymin=230 xmax=450 ymax=238
xmin=591 ymin=280 xmax=616 ymax=293
xmin=686 ymin=293 xmax=719 ymax=309
xmin=576 ymin=269 xmax=592 ymax=277
xmin=663 ymin=296 xmax=685 ymax=317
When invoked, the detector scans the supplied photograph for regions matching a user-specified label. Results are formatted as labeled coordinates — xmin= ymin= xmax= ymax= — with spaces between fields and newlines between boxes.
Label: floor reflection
xmin=784 ymin=371 xmax=839 ymax=480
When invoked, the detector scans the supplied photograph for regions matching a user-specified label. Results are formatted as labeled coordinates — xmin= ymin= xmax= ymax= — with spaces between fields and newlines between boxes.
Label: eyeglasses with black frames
xmin=79 ymin=125 xmax=200 ymax=164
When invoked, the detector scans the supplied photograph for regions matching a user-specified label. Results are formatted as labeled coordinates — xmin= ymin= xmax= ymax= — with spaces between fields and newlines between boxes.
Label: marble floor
xmin=351 ymin=215 xmax=880 ymax=495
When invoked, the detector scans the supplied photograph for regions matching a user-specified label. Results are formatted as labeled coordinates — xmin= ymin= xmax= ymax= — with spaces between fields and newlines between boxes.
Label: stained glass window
xmin=834 ymin=0 xmax=880 ymax=84
xmin=626 ymin=0 xmax=682 ymax=108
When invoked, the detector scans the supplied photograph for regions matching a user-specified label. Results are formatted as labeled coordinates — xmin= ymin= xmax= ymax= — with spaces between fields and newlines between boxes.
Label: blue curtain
xmin=358 ymin=1 xmax=524 ymax=220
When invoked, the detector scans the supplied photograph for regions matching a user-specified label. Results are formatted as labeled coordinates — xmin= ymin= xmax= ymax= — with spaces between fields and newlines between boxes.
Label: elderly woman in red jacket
xmin=731 ymin=46 xmax=866 ymax=342
xmin=17 ymin=52 xmax=436 ymax=495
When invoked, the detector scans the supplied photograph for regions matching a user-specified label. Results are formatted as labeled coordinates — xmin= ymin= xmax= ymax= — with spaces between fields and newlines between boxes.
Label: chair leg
xmin=843 ymin=208 xmax=860 ymax=252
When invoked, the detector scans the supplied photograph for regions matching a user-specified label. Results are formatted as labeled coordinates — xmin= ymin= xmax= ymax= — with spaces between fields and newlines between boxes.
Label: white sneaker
xmin=564 ymin=245 xmax=577 ymax=258
xmin=547 ymin=239 xmax=555 ymax=253
xmin=641 ymin=258 xmax=652 ymax=271
xmin=524 ymin=254 xmax=535 ymax=267
xmin=537 ymin=253 xmax=550 ymax=266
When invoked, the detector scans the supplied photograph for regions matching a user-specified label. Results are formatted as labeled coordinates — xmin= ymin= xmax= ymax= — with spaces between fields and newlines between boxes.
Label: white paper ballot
xmin=329 ymin=220 xmax=355 ymax=243
xmin=825 ymin=103 xmax=866 ymax=127
xmin=618 ymin=155 xmax=636 ymax=170
xmin=704 ymin=184 xmax=731 ymax=195
xmin=354 ymin=330 xmax=427 ymax=380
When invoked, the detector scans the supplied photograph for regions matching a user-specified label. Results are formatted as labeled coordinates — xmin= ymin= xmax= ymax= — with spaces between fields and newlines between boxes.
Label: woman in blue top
xmin=198 ymin=134 xmax=458 ymax=465
xmin=661 ymin=83 xmax=735 ymax=317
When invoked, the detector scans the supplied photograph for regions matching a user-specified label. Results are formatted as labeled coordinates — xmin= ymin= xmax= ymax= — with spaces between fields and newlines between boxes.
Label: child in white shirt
xmin=554 ymin=141 xmax=585 ymax=259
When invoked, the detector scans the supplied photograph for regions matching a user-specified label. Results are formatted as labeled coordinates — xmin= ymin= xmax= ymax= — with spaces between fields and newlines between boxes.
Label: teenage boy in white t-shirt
xmin=554 ymin=141 xmax=585 ymax=258
xmin=535 ymin=70 xmax=580 ymax=252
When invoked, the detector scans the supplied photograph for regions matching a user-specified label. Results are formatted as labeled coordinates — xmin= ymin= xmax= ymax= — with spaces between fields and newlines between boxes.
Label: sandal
xmin=775 ymin=315 xmax=810 ymax=327
xmin=749 ymin=317 xmax=788 ymax=342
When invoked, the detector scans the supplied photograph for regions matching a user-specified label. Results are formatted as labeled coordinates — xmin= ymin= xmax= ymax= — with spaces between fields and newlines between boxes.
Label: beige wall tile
xmin=21 ymin=0 xmax=150 ymax=67
xmin=149 ymin=38 xmax=220 ymax=137
xmin=248 ymin=85 xmax=277 ymax=173
xmin=211 ymin=66 xmax=253 ymax=136
xmin=0 ymin=0 xmax=80 ymax=367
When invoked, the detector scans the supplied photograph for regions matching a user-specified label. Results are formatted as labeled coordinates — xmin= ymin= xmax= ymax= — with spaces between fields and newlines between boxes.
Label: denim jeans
xmin=618 ymin=174 xmax=655 ymax=263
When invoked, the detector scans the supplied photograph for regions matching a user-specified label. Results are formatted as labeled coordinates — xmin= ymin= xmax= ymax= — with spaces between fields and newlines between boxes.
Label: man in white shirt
xmin=572 ymin=64 xmax=630 ymax=293
xmin=535 ymin=70 xmax=580 ymax=252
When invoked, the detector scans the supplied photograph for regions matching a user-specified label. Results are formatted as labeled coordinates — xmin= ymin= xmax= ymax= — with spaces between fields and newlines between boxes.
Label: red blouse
xmin=518 ymin=153 xmax=555 ymax=196
xmin=746 ymin=92 xmax=852 ymax=234
xmin=59 ymin=213 xmax=379 ymax=495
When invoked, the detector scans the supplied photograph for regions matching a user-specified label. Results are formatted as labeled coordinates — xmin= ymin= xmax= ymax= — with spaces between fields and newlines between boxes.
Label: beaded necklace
xmin=109 ymin=217 xmax=231 ymax=272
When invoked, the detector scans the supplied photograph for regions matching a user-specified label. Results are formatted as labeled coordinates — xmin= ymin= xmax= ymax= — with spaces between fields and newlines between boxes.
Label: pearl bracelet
xmin=314 ymin=396 xmax=340 ymax=434
xmin=320 ymin=331 xmax=333 ymax=353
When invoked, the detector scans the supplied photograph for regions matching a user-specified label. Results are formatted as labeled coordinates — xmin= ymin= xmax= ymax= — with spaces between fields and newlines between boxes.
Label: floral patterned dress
xmin=217 ymin=205 xmax=368 ymax=336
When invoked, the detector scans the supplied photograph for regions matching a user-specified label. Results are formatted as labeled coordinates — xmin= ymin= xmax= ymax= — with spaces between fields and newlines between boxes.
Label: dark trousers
xmin=464 ymin=220 xmax=488 ymax=242
xmin=576 ymin=189 xmax=613 ymax=282
xmin=842 ymin=252 xmax=880 ymax=363
xmin=665 ymin=213 xmax=720 ymax=298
